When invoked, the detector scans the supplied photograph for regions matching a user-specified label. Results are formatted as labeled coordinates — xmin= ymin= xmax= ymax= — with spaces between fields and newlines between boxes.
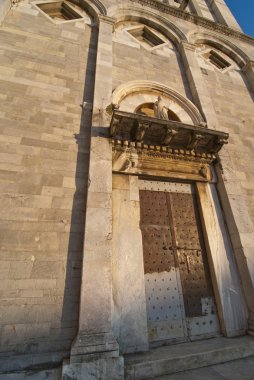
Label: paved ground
xmin=155 ymin=356 xmax=254 ymax=380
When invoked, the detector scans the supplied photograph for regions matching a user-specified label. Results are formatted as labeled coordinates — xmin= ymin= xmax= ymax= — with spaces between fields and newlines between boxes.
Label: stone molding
xmin=110 ymin=109 xmax=228 ymax=181
xmin=98 ymin=14 xmax=115 ymax=24
xmin=70 ymin=332 xmax=119 ymax=363
xmin=80 ymin=0 xmax=106 ymax=16
xmin=187 ymin=32 xmax=250 ymax=68
xmin=112 ymin=139 xmax=214 ymax=182
xmin=110 ymin=110 xmax=228 ymax=154
xmin=129 ymin=0 xmax=254 ymax=45
xmin=109 ymin=4 xmax=187 ymax=45
xmin=112 ymin=80 xmax=204 ymax=125
xmin=112 ymin=139 xmax=215 ymax=163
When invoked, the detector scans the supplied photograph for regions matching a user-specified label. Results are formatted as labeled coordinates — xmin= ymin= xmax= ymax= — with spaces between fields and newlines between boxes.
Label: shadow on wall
xmin=60 ymin=25 xmax=98 ymax=346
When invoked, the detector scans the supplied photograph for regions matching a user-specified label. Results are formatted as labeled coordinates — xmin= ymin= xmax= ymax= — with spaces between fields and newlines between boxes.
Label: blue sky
xmin=225 ymin=0 xmax=254 ymax=36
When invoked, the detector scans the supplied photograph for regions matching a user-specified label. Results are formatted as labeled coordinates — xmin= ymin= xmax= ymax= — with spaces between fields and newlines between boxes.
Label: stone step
xmin=124 ymin=336 xmax=254 ymax=379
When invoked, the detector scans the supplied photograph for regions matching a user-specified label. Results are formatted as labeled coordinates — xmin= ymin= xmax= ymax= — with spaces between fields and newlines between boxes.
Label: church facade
xmin=0 ymin=0 xmax=254 ymax=379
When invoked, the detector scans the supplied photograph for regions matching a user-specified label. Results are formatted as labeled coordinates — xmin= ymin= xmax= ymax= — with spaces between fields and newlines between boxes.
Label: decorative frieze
xmin=112 ymin=139 xmax=215 ymax=163
xmin=112 ymin=139 xmax=215 ymax=182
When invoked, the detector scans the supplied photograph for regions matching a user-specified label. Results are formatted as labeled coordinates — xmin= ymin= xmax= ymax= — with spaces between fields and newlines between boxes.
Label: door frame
xmin=112 ymin=173 xmax=247 ymax=354
xmin=112 ymin=141 xmax=248 ymax=353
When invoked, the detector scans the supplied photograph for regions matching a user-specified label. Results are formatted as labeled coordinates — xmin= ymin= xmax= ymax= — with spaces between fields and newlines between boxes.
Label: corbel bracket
xmin=209 ymin=136 xmax=229 ymax=153
xmin=188 ymin=132 xmax=204 ymax=150
xmin=135 ymin=121 xmax=150 ymax=142
xmin=162 ymin=126 xmax=179 ymax=145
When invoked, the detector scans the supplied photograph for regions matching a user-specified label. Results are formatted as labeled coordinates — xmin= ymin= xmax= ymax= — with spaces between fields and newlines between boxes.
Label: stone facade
xmin=0 ymin=0 xmax=254 ymax=379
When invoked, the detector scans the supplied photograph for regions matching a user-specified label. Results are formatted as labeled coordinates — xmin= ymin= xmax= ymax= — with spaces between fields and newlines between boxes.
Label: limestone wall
xmin=112 ymin=20 xmax=191 ymax=102
xmin=194 ymin=42 xmax=254 ymax=226
xmin=0 ymin=2 xmax=96 ymax=371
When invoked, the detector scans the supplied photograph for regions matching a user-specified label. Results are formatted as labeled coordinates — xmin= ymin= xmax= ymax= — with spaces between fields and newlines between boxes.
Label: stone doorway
xmin=139 ymin=180 xmax=220 ymax=345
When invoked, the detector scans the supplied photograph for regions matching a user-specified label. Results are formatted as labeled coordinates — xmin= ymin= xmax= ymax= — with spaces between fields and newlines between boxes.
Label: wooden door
xmin=139 ymin=181 xmax=220 ymax=344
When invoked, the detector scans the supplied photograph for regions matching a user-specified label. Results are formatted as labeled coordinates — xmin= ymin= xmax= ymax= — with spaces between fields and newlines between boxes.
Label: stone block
xmin=62 ymin=356 xmax=124 ymax=380
xmin=84 ymin=207 xmax=112 ymax=250
xmin=9 ymin=261 xmax=33 ymax=280
xmin=0 ymin=261 xmax=10 ymax=280
xmin=88 ymin=159 xmax=112 ymax=194
xmin=26 ymin=368 xmax=62 ymax=380
xmin=0 ymin=374 xmax=25 ymax=380
xmin=30 ymin=260 xmax=65 ymax=279
xmin=86 ymin=192 xmax=111 ymax=209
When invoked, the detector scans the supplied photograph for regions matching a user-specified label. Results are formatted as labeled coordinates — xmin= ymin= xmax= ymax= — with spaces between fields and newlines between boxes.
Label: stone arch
xmin=188 ymin=31 xmax=249 ymax=68
xmin=107 ymin=4 xmax=187 ymax=47
xmin=112 ymin=80 xmax=204 ymax=125
xmin=72 ymin=0 xmax=106 ymax=24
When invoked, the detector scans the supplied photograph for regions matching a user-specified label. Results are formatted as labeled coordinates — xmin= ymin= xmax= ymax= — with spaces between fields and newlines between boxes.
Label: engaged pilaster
xmin=242 ymin=60 xmax=254 ymax=95
xmin=180 ymin=41 xmax=218 ymax=129
xmin=189 ymin=0 xmax=203 ymax=17
xmin=209 ymin=0 xmax=242 ymax=31
xmin=65 ymin=15 xmax=124 ymax=380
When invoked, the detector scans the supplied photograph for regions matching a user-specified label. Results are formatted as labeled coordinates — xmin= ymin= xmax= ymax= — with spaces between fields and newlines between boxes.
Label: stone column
xmin=242 ymin=60 xmax=254 ymax=95
xmin=209 ymin=0 xmax=242 ymax=31
xmin=196 ymin=182 xmax=248 ymax=337
xmin=63 ymin=15 xmax=124 ymax=380
xmin=180 ymin=41 xmax=218 ymax=129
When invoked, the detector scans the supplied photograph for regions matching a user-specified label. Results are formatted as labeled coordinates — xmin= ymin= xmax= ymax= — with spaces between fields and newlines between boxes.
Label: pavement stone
xmin=154 ymin=356 xmax=254 ymax=380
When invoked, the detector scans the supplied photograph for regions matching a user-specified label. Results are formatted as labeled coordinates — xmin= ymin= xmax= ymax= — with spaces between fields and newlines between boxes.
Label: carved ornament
xmin=112 ymin=139 xmax=215 ymax=182
xmin=110 ymin=110 xmax=228 ymax=155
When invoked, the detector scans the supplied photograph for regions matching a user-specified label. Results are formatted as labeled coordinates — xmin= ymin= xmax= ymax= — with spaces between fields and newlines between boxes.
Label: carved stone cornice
xmin=110 ymin=110 xmax=229 ymax=155
xmin=112 ymin=139 xmax=215 ymax=163
xmin=129 ymin=0 xmax=254 ymax=46
xmin=112 ymin=139 xmax=215 ymax=182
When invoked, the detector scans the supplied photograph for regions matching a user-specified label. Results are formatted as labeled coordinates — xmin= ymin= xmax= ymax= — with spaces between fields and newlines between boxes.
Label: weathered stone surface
xmin=125 ymin=336 xmax=254 ymax=379
xmin=112 ymin=175 xmax=149 ymax=354
xmin=62 ymin=356 xmax=124 ymax=380
xmin=197 ymin=182 xmax=248 ymax=336
xmin=1 ymin=0 xmax=254 ymax=377
xmin=0 ymin=0 xmax=95 ymax=371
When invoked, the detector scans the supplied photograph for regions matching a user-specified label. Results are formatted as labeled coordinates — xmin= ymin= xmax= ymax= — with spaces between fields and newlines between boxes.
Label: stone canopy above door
xmin=110 ymin=81 xmax=229 ymax=182
xmin=110 ymin=110 xmax=228 ymax=154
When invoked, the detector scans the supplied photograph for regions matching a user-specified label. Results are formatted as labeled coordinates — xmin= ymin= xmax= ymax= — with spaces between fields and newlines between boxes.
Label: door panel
xmin=145 ymin=270 xmax=186 ymax=342
xmin=140 ymin=190 xmax=187 ymax=343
